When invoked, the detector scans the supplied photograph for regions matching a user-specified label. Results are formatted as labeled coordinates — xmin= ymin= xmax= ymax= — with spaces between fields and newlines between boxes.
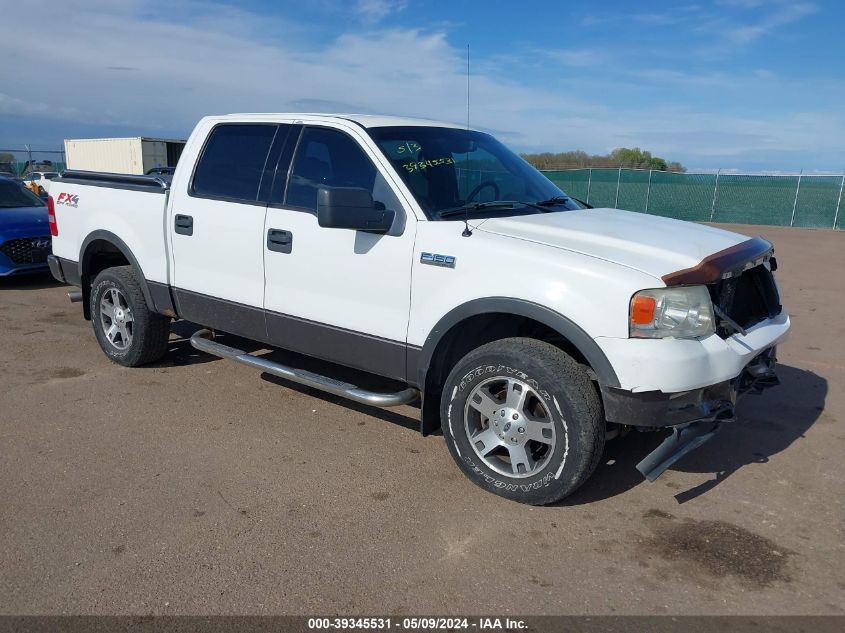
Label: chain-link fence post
xmin=644 ymin=169 xmax=653 ymax=213
xmin=586 ymin=167 xmax=592 ymax=204
xmin=834 ymin=174 xmax=845 ymax=229
xmin=614 ymin=167 xmax=621 ymax=208
xmin=709 ymin=169 xmax=720 ymax=221
xmin=790 ymin=169 xmax=803 ymax=227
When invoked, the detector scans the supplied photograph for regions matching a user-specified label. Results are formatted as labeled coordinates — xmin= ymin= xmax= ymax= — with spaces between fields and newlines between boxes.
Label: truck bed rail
xmin=55 ymin=170 xmax=171 ymax=193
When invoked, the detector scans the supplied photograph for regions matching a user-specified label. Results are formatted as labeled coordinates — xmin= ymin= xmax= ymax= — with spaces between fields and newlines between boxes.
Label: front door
xmin=262 ymin=123 xmax=416 ymax=380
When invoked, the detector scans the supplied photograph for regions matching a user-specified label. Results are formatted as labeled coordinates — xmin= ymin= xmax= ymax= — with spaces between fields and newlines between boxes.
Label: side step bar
xmin=189 ymin=329 xmax=420 ymax=408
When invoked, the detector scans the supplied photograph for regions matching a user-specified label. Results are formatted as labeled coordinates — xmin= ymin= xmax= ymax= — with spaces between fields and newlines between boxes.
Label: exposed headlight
xmin=629 ymin=286 xmax=715 ymax=339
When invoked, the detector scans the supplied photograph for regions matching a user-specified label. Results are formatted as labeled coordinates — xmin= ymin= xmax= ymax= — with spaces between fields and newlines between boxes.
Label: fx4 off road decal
xmin=55 ymin=193 xmax=79 ymax=208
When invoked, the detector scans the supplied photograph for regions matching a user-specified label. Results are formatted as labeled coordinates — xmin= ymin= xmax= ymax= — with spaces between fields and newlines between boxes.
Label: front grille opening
xmin=709 ymin=264 xmax=782 ymax=338
xmin=0 ymin=237 xmax=52 ymax=265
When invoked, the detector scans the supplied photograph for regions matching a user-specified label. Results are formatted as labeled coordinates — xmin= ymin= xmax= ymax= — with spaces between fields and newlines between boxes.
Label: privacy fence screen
xmin=543 ymin=168 xmax=845 ymax=230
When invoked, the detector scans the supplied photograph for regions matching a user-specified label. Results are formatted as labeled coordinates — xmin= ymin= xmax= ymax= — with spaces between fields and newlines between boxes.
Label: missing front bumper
xmin=603 ymin=348 xmax=780 ymax=481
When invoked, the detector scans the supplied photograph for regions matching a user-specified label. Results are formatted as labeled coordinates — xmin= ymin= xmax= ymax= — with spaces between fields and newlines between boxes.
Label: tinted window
xmin=192 ymin=124 xmax=277 ymax=202
xmin=0 ymin=180 xmax=45 ymax=208
xmin=286 ymin=127 xmax=398 ymax=212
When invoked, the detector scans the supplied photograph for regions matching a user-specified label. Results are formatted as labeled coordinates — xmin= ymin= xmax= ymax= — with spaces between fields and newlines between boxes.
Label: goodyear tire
xmin=91 ymin=266 xmax=170 ymax=367
xmin=440 ymin=337 xmax=604 ymax=505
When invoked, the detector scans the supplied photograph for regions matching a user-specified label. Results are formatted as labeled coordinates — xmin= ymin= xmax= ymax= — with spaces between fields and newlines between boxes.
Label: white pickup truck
xmin=46 ymin=113 xmax=789 ymax=504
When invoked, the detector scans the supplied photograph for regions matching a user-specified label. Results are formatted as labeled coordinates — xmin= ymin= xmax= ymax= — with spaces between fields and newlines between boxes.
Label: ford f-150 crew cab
xmin=46 ymin=113 xmax=789 ymax=504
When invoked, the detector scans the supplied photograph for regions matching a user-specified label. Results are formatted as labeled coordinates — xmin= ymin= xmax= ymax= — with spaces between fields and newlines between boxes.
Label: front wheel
xmin=91 ymin=266 xmax=170 ymax=367
xmin=440 ymin=337 xmax=605 ymax=505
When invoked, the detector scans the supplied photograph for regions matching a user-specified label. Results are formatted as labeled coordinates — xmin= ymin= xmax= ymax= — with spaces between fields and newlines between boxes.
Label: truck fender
xmin=78 ymin=230 xmax=157 ymax=318
xmin=415 ymin=297 xmax=620 ymax=436
xmin=416 ymin=297 xmax=620 ymax=389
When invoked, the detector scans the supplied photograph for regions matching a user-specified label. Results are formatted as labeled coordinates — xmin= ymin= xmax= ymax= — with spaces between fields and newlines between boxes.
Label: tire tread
xmin=91 ymin=266 xmax=170 ymax=366
xmin=441 ymin=337 xmax=605 ymax=505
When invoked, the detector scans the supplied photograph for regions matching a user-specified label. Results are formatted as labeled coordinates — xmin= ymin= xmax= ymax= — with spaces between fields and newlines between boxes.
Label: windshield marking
xmin=368 ymin=126 xmax=581 ymax=221
xmin=402 ymin=156 xmax=455 ymax=173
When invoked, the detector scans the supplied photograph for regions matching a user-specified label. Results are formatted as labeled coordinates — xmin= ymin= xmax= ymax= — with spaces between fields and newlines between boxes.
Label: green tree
xmin=520 ymin=147 xmax=685 ymax=172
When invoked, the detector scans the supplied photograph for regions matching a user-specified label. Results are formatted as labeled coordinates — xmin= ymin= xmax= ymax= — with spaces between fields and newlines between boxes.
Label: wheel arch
xmin=415 ymin=297 xmax=619 ymax=435
xmin=78 ymin=230 xmax=154 ymax=320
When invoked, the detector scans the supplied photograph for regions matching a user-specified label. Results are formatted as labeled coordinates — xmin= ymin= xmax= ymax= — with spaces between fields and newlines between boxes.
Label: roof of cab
xmin=222 ymin=113 xmax=470 ymax=130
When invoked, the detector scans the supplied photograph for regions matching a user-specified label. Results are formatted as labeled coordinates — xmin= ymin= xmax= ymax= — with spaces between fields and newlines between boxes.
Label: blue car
xmin=0 ymin=176 xmax=52 ymax=276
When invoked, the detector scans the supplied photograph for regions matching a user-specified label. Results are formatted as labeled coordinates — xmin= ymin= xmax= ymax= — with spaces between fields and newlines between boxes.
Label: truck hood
xmin=475 ymin=207 xmax=747 ymax=281
xmin=0 ymin=205 xmax=50 ymax=237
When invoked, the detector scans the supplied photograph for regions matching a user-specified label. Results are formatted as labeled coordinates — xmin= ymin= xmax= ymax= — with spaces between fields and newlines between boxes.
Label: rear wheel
xmin=91 ymin=266 xmax=170 ymax=367
xmin=440 ymin=337 xmax=604 ymax=505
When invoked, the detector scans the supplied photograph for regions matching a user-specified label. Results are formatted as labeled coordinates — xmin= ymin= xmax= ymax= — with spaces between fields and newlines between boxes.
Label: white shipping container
xmin=64 ymin=137 xmax=186 ymax=175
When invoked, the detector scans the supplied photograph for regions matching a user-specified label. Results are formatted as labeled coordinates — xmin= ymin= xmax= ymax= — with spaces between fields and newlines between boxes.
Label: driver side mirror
xmin=317 ymin=186 xmax=395 ymax=233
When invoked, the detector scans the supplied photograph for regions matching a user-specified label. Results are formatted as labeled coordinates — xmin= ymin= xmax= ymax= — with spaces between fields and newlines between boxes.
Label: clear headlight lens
xmin=629 ymin=286 xmax=715 ymax=339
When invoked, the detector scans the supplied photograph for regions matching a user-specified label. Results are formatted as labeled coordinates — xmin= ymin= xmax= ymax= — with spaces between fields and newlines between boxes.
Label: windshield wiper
xmin=438 ymin=197 xmax=574 ymax=218
xmin=438 ymin=201 xmax=519 ymax=218
xmin=535 ymin=195 xmax=572 ymax=207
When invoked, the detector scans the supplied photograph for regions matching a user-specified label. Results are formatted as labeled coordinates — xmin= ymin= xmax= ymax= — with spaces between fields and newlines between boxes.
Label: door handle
xmin=174 ymin=214 xmax=193 ymax=236
xmin=267 ymin=228 xmax=293 ymax=254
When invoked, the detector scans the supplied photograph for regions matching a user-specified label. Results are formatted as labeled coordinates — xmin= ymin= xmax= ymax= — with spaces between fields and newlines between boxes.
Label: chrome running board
xmin=189 ymin=329 xmax=419 ymax=408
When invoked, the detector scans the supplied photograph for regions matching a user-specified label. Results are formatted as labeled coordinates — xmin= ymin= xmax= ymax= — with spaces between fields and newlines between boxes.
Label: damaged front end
xmin=602 ymin=347 xmax=780 ymax=482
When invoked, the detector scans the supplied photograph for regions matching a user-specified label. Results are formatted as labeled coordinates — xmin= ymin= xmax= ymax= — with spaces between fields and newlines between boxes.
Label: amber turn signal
xmin=630 ymin=295 xmax=656 ymax=326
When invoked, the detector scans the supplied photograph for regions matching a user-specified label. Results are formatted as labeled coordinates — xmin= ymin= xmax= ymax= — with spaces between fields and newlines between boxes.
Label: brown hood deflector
xmin=662 ymin=236 xmax=774 ymax=286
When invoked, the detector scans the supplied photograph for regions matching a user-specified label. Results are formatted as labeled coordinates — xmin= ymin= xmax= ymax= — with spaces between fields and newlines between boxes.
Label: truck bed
xmin=49 ymin=170 xmax=172 ymax=287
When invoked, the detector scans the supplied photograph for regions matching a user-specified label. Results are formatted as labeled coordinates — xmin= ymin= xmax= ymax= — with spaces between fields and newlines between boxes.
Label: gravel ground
xmin=0 ymin=224 xmax=843 ymax=615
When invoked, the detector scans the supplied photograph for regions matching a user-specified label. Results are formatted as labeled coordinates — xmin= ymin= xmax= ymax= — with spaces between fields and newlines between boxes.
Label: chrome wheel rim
xmin=464 ymin=376 xmax=556 ymax=478
xmin=99 ymin=287 xmax=134 ymax=350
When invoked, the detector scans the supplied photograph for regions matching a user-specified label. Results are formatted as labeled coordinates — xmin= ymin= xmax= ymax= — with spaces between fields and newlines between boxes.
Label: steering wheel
xmin=465 ymin=180 xmax=500 ymax=203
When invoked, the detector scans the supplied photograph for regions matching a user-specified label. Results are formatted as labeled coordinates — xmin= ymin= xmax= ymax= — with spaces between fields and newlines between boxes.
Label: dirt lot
xmin=1 ymin=224 xmax=843 ymax=615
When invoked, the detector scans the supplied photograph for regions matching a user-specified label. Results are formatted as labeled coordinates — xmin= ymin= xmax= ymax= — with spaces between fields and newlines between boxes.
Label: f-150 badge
xmin=420 ymin=252 xmax=456 ymax=268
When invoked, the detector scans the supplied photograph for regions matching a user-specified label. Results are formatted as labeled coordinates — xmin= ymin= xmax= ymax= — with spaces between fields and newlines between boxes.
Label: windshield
xmin=43 ymin=172 xmax=59 ymax=179
xmin=368 ymin=126 xmax=581 ymax=219
xmin=0 ymin=179 xmax=46 ymax=208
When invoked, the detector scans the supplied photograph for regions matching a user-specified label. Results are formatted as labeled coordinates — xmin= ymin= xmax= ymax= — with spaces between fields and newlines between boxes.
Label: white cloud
xmin=729 ymin=3 xmax=816 ymax=43
xmin=0 ymin=93 xmax=80 ymax=120
xmin=707 ymin=1 xmax=817 ymax=45
xmin=0 ymin=2 xmax=595 ymax=139
xmin=0 ymin=0 xmax=840 ymax=170
xmin=355 ymin=0 xmax=408 ymax=24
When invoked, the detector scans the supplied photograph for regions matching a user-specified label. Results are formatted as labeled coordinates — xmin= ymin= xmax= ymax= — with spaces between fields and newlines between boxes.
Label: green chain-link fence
xmin=544 ymin=168 xmax=845 ymax=229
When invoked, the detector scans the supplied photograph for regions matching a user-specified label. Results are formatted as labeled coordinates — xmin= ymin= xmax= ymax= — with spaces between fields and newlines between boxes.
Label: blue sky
xmin=1 ymin=0 xmax=843 ymax=172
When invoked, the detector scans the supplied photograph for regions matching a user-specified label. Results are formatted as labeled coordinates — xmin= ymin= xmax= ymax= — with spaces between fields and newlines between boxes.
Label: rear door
xmin=169 ymin=122 xmax=285 ymax=339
